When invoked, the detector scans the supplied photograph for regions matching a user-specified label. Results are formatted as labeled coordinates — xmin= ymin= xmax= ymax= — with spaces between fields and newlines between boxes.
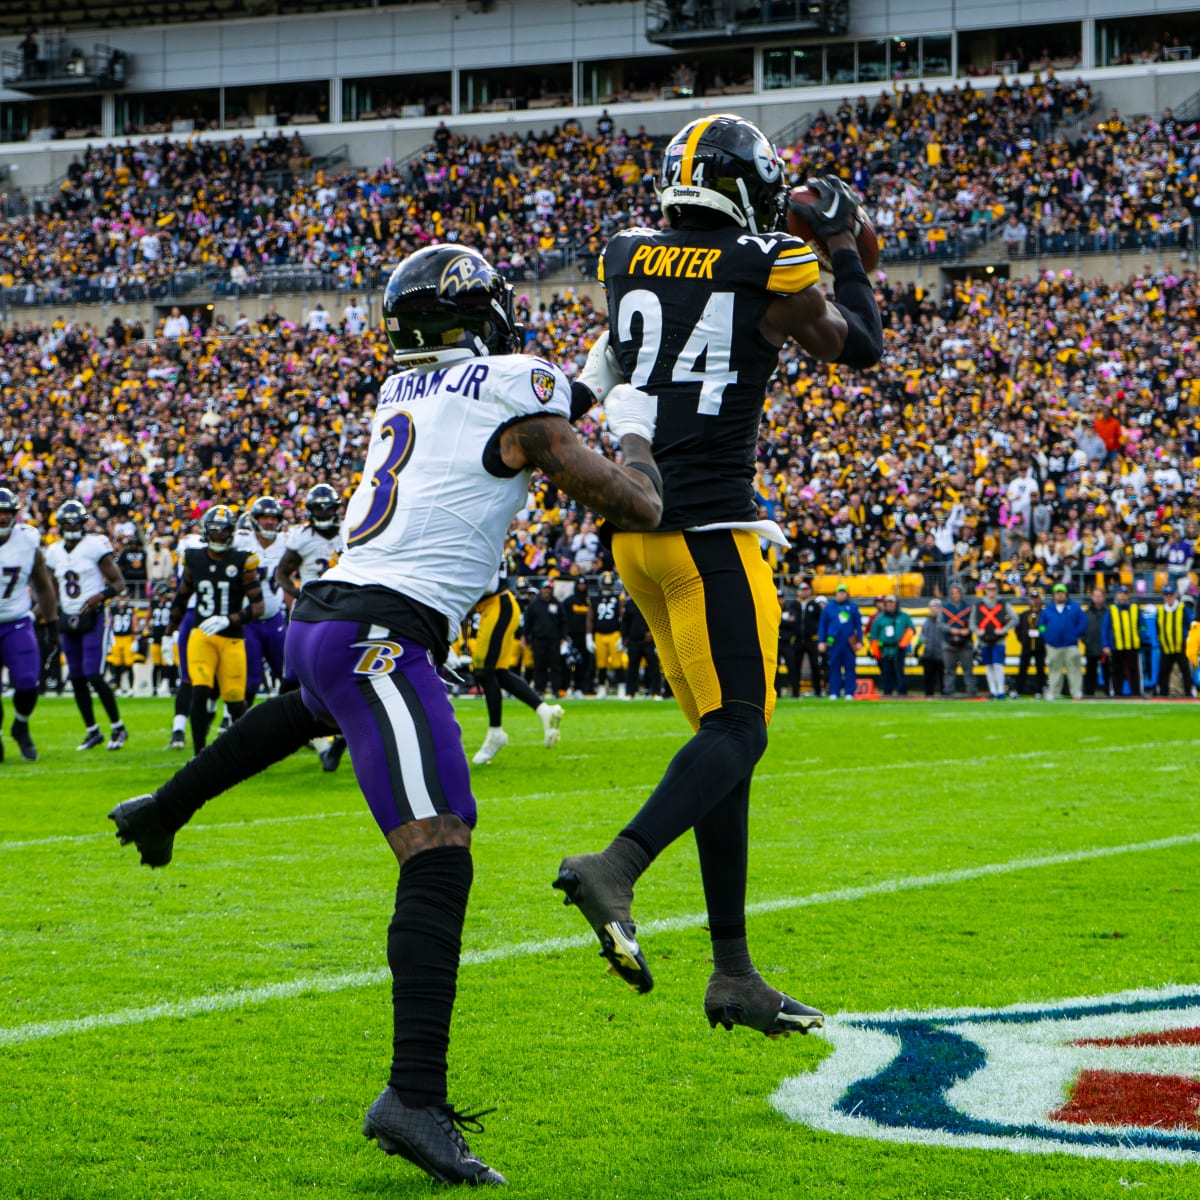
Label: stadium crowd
xmin=5 ymin=75 xmax=1200 ymax=311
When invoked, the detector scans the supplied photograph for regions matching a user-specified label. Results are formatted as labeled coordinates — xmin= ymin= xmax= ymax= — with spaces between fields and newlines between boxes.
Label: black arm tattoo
xmin=513 ymin=416 xmax=662 ymax=532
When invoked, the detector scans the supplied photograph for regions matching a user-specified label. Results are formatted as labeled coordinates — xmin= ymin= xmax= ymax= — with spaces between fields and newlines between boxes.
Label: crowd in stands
xmin=4 ymin=75 xmax=1199 ymax=315
xmin=0 ymin=85 xmax=1197 ymax=600
xmin=1 ymin=260 xmax=1196 ymax=602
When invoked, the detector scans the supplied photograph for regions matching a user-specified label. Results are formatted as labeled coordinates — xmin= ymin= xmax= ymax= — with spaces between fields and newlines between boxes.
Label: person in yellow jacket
xmin=1156 ymin=583 xmax=1194 ymax=698
xmin=1101 ymin=582 xmax=1144 ymax=698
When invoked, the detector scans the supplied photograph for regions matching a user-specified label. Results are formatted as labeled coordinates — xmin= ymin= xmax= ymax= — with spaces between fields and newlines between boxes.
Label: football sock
xmin=624 ymin=704 xmax=767 ymax=856
xmin=498 ymin=668 xmax=542 ymax=711
xmin=71 ymin=678 xmax=96 ymax=728
xmin=89 ymin=675 xmax=121 ymax=724
xmin=477 ymin=669 xmax=503 ymax=727
xmin=155 ymin=690 xmax=331 ymax=832
xmin=694 ymin=775 xmax=751 ymax=932
xmin=226 ymin=700 xmax=247 ymax=723
xmin=189 ymin=685 xmax=215 ymax=755
xmin=244 ymin=684 xmax=258 ymax=707
xmin=711 ymin=930 xmax=754 ymax=976
xmin=387 ymin=845 xmax=472 ymax=1108
xmin=174 ymin=681 xmax=192 ymax=721
xmin=12 ymin=688 xmax=36 ymax=721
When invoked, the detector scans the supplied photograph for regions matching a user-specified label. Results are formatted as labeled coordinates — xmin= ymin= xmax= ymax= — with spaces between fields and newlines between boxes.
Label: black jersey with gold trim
xmin=182 ymin=545 xmax=261 ymax=638
xmin=600 ymin=223 xmax=819 ymax=529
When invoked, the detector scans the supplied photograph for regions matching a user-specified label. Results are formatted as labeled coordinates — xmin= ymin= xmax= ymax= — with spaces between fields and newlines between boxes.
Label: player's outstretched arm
xmin=31 ymin=550 xmax=58 ymax=625
xmin=763 ymin=230 xmax=883 ymax=369
xmin=500 ymin=414 xmax=662 ymax=532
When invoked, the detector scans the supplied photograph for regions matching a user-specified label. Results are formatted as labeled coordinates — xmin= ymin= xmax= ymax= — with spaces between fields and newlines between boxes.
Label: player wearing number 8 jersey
xmin=44 ymin=499 xmax=129 ymax=751
xmin=555 ymin=113 xmax=883 ymax=1035
xmin=169 ymin=505 xmax=263 ymax=755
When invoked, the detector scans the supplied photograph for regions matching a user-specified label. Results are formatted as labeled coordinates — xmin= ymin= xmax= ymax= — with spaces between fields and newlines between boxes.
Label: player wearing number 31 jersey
xmin=556 ymin=113 xmax=883 ymax=1037
xmin=169 ymin=505 xmax=263 ymax=755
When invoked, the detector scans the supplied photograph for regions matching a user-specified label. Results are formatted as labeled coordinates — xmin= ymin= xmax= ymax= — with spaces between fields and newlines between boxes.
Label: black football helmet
xmin=305 ymin=484 xmax=340 ymax=532
xmin=659 ymin=113 xmax=786 ymax=234
xmin=599 ymin=571 xmax=616 ymax=593
xmin=56 ymin=499 xmax=88 ymax=545
xmin=0 ymin=486 xmax=17 ymax=538
xmin=153 ymin=579 xmax=172 ymax=600
xmin=382 ymin=244 xmax=523 ymax=365
xmin=248 ymin=495 xmax=283 ymax=542
xmin=201 ymin=505 xmax=236 ymax=553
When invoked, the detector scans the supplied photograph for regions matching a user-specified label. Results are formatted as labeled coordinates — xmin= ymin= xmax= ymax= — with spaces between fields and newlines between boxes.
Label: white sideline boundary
xmin=2 ymin=738 xmax=1197 ymax=853
xmin=3 ymin=829 xmax=1200 ymax=1048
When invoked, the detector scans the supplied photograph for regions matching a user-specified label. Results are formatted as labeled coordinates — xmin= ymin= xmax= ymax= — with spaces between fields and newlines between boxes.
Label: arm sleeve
xmin=831 ymin=249 xmax=884 ymax=369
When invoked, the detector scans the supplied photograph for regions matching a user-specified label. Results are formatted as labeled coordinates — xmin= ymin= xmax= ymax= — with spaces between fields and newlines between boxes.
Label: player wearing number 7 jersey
xmin=554 ymin=113 xmax=883 ymax=1034
xmin=109 ymin=242 xmax=662 ymax=1187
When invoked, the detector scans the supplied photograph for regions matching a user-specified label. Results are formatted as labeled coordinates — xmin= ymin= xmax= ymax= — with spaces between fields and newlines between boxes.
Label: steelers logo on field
xmin=773 ymin=985 xmax=1200 ymax=1163
xmin=530 ymin=368 xmax=557 ymax=406
xmin=440 ymin=253 xmax=490 ymax=297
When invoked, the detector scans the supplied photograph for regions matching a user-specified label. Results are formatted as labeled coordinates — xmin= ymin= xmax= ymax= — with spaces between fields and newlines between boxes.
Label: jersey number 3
xmin=616 ymin=289 xmax=738 ymax=415
xmin=347 ymin=411 xmax=416 ymax=547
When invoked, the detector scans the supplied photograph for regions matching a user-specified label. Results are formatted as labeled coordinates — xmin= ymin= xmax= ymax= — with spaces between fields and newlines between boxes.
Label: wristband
xmin=831 ymin=248 xmax=883 ymax=369
xmin=570 ymin=380 xmax=597 ymax=423
xmin=624 ymin=460 xmax=663 ymax=499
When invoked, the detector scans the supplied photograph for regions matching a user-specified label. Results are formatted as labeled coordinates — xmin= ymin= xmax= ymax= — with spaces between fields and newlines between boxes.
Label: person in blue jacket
xmin=818 ymin=582 xmax=862 ymax=700
xmin=1042 ymin=582 xmax=1087 ymax=700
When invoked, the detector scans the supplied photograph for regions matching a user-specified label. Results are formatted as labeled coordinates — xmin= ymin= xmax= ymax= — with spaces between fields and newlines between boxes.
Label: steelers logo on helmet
xmin=659 ymin=113 xmax=787 ymax=235
xmin=202 ymin=505 xmax=236 ymax=553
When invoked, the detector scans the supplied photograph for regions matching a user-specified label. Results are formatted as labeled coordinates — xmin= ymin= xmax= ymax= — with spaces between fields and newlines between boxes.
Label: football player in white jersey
xmin=0 ymin=486 xmax=58 ymax=761
xmin=110 ymin=242 xmax=660 ymax=1187
xmin=276 ymin=484 xmax=343 ymax=605
xmin=44 ymin=500 xmax=129 ymax=751
xmin=167 ymin=525 xmax=206 ymax=749
xmin=235 ymin=496 xmax=288 ymax=706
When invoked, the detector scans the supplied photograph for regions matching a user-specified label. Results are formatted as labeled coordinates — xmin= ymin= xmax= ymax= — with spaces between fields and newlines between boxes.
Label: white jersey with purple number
xmin=0 ymin=524 xmax=40 ymax=622
xmin=176 ymin=533 xmax=204 ymax=610
xmin=236 ymin=528 xmax=287 ymax=619
xmin=45 ymin=533 xmax=113 ymax=617
xmin=326 ymin=352 xmax=571 ymax=626
xmin=285 ymin=524 xmax=342 ymax=587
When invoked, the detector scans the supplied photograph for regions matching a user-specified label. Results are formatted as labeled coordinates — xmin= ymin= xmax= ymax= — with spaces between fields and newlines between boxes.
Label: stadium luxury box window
xmin=763 ymin=33 xmax=953 ymax=89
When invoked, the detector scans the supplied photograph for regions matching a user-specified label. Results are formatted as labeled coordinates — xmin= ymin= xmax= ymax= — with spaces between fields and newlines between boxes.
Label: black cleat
xmin=77 ymin=728 xmax=105 ymax=751
xmin=319 ymin=736 xmax=347 ymax=773
xmin=108 ymin=794 xmax=175 ymax=868
xmin=167 ymin=730 xmax=186 ymax=751
xmin=554 ymin=854 xmax=653 ymax=994
xmin=11 ymin=723 xmax=38 ymax=762
xmin=362 ymin=1088 xmax=505 ymax=1187
xmin=107 ymin=725 xmax=128 ymax=752
xmin=703 ymin=970 xmax=824 ymax=1038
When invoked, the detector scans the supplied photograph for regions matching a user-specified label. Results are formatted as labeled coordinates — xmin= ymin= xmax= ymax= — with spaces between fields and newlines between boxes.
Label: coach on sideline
xmin=1042 ymin=582 xmax=1087 ymax=700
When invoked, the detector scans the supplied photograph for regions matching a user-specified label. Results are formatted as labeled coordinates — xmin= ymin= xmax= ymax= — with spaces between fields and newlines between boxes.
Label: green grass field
xmin=2 ymin=694 xmax=1199 ymax=1199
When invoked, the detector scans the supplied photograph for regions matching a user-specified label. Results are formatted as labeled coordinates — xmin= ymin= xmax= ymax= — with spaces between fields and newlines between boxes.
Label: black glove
xmin=789 ymin=175 xmax=863 ymax=240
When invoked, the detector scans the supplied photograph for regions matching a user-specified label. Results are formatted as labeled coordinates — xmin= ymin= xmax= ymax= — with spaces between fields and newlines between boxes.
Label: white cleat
xmin=538 ymin=702 xmax=564 ymax=748
xmin=472 ymin=727 xmax=509 ymax=765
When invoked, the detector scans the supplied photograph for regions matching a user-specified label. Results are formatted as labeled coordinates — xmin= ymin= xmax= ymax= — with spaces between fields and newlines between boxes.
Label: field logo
xmin=773 ymin=985 xmax=1200 ymax=1164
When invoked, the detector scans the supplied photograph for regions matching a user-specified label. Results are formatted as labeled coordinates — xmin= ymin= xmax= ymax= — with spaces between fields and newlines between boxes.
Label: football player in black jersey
xmin=554 ymin=114 xmax=883 ymax=1034
xmin=148 ymin=580 xmax=177 ymax=697
xmin=469 ymin=557 xmax=564 ymax=765
xmin=591 ymin=572 xmax=623 ymax=697
xmin=168 ymin=506 xmax=264 ymax=755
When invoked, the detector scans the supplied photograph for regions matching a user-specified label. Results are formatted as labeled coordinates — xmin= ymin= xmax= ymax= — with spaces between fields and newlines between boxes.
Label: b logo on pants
xmin=352 ymin=640 xmax=405 ymax=677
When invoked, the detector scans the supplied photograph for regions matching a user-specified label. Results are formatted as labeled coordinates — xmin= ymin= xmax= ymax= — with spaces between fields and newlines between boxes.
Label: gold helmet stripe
xmin=680 ymin=116 xmax=718 ymax=187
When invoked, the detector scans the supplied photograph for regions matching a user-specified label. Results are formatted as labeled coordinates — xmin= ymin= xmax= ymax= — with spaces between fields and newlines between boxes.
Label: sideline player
xmin=0 ymin=486 xmax=58 ymax=761
xmin=469 ymin=558 xmax=564 ymax=765
xmin=236 ymin=496 xmax=288 ymax=706
xmin=167 ymin=522 xmax=205 ymax=749
xmin=110 ymin=242 xmax=661 ymax=1187
xmin=592 ymin=572 xmax=623 ymax=697
xmin=147 ymin=581 xmax=177 ymax=696
xmin=44 ymin=500 xmax=129 ymax=751
xmin=168 ymin=505 xmax=263 ymax=754
xmin=553 ymin=114 xmax=883 ymax=1035
xmin=106 ymin=594 xmax=140 ymax=695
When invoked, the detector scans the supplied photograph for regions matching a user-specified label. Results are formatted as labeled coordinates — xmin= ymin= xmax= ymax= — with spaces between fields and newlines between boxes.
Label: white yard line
xmin=3 ymin=829 xmax=1199 ymax=1048
xmin=3 ymin=738 xmax=1195 ymax=852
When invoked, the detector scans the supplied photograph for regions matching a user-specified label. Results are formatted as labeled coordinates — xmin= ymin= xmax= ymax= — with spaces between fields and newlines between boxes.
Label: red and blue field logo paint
xmin=773 ymin=986 xmax=1200 ymax=1163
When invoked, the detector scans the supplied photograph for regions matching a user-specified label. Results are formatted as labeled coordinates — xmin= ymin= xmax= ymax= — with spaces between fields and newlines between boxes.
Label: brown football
xmin=786 ymin=185 xmax=880 ymax=274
